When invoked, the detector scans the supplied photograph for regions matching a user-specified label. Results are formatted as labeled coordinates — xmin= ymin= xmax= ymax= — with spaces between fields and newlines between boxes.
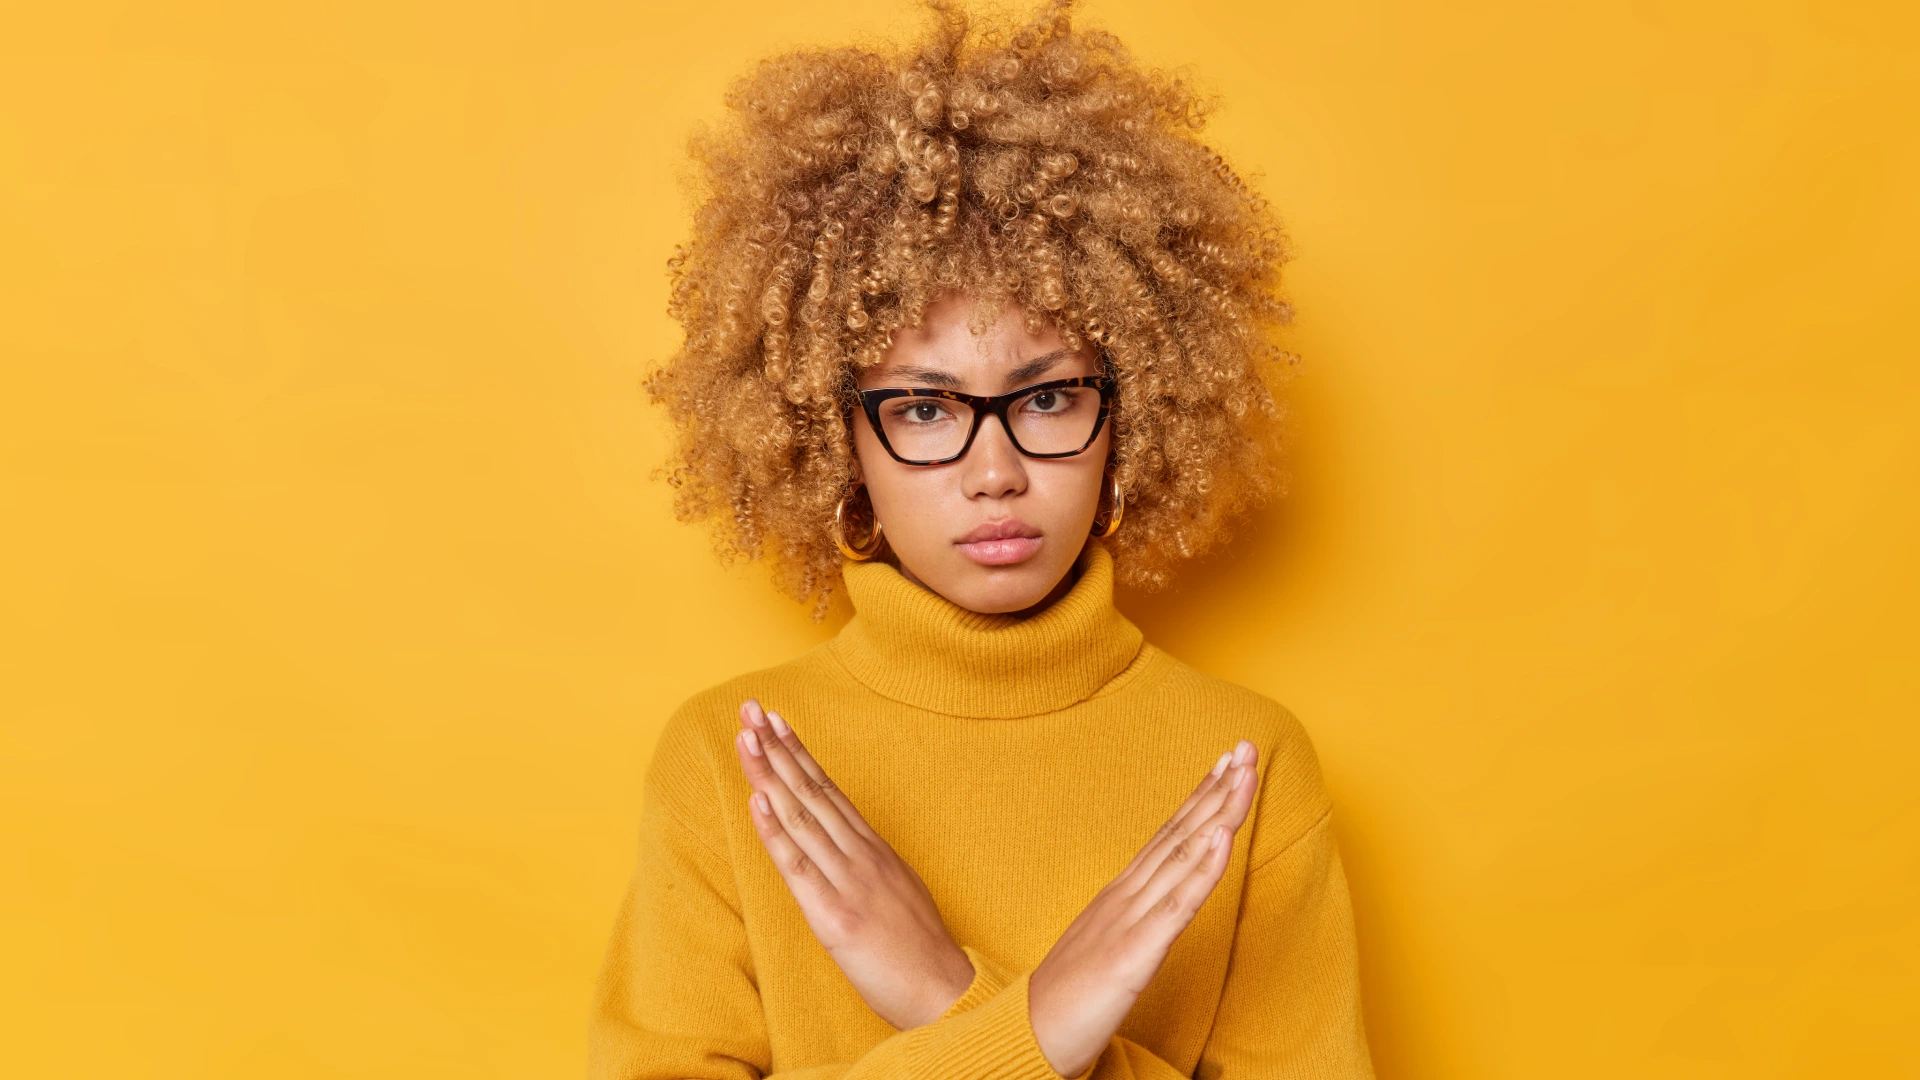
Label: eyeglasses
xmin=854 ymin=376 xmax=1115 ymax=466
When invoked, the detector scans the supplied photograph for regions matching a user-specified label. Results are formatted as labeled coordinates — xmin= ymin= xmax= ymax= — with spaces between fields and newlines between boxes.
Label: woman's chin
xmin=924 ymin=559 xmax=1071 ymax=615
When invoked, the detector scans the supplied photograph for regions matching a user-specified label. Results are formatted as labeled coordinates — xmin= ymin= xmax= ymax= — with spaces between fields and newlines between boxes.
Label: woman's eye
xmin=1021 ymin=389 xmax=1077 ymax=415
xmin=892 ymin=401 xmax=952 ymax=423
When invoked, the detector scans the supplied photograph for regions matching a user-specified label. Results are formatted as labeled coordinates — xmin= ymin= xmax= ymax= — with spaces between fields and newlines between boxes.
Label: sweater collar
xmin=829 ymin=540 xmax=1145 ymax=719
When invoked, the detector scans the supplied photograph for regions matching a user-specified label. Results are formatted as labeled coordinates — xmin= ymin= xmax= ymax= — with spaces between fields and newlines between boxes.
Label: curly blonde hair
xmin=647 ymin=0 xmax=1294 ymax=611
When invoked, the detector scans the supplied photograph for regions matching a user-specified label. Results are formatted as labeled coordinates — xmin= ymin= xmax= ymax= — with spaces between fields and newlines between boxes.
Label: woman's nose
xmin=961 ymin=414 xmax=1029 ymax=500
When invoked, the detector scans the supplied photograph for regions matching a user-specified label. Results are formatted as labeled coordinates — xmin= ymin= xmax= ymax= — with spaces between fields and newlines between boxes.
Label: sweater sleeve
xmin=1191 ymin=811 xmax=1374 ymax=1078
xmin=587 ymin=762 xmax=1080 ymax=1080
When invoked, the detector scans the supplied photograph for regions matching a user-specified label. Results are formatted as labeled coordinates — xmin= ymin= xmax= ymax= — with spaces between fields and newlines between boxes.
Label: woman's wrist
xmin=1026 ymin=965 xmax=1099 ymax=1079
xmin=915 ymin=944 xmax=978 ymax=1028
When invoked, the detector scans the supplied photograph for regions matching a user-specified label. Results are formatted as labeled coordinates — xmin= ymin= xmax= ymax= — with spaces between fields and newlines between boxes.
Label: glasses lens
xmin=1008 ymin=384 xmax=1102 ymax=455
xmin=876 ymin=395 xmax=975 ymax=462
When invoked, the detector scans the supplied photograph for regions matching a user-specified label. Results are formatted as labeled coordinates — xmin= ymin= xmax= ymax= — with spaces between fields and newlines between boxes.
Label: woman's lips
xmin=957 ymin=535 xmax=1044 ymax=565
xmin=955 ymin=520 xmax=1043 ymax=566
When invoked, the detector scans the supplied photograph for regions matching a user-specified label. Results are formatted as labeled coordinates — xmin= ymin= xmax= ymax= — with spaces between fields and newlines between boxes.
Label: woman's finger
xmin=763 ymin=707 xmax=880 ymax=843
xmin=744 ymin=710 xmax=866 ymax=857
xmin=1166 ymin=748 xmax=1239 ymax=832
xmin=736 ymin=727 xmax=853 ymax=881
xmin=1125 ymin=759 xmax=1260 ymax=918
xmin=1142 ymin=825 xmax=1234 ymax=931
xmin=747 ymin=789 xmax=839 ymax=904
xmin=1189 ymin=751 xmax=1261 ymax=838
xmin=1122 ymin=747 xmax=1257 ymax=895
xmin=1117 ymin=747 xmax=1236 ymax=880
xmin=1127 ymin=814 xmax=1239 ymax=926
xmin=741 ymin=702 xmax=867 ymax=837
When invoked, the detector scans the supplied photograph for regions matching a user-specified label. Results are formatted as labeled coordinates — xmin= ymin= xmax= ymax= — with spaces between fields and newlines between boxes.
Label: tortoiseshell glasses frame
xmin=853 ymin=376 xmax=1116 ymax=466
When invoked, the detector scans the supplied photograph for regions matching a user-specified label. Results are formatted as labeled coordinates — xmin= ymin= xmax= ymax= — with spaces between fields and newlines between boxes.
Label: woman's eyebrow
xmin=1005 ymin=348 xmax=1074 ymax=387
xmin=884 ymin=365 xmax=965 ymax=388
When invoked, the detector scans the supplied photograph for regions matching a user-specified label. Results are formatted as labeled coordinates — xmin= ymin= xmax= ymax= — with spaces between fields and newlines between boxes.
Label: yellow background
xmin=4 ymin=0 xmax=1916 ymax=1076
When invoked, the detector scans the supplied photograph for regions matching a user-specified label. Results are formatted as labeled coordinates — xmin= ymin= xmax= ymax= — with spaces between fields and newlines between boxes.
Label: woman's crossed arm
xmin=732 ymin=699 xmax=1258 ymax=1079
xmin=589 ymin=699 xmax=1370 ymax=1080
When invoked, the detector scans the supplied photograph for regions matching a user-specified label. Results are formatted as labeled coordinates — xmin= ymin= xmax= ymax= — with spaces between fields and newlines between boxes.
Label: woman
xmin=591 ymin=4 xmax=1372 ymax=1077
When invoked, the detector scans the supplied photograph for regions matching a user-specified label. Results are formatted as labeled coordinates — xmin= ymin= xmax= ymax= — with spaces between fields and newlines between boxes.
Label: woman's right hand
xmin=1027 ymin=740 xmax=1261 ymax=1078
xmin=734 ymin=699 xmax=977 ymax=1032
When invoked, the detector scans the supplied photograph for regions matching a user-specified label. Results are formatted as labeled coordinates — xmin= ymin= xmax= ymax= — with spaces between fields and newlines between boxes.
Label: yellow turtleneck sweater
xmin=590 ymin=543 xmax=1373 ymax=1079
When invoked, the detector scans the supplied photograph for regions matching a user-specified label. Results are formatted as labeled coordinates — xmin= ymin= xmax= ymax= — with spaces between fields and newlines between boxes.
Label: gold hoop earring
xmin=1092 ymin=473 xmax=1125 ymax=538
xmin=833 ymin=486 xmax=884 ymax=561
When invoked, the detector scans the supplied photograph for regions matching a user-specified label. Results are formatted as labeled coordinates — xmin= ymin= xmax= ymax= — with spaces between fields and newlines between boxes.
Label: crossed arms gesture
xmin=734 ymin=699 xmax=1260 ymax=1079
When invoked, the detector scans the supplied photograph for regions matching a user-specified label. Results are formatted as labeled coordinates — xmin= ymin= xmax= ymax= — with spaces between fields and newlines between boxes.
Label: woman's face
xmin=852 ymin=293 xmax=1110 ymax=615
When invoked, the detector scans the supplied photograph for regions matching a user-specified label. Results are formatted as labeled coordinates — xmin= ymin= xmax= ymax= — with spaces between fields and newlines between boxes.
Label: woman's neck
xmin=833 ymin=541 xmax=1144 ymax=719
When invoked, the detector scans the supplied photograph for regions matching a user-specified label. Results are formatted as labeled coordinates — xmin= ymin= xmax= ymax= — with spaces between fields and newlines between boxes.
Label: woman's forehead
xmin=864 ymin=301 xmax=1093 ymax=390
xmin=861 ymin=342 xmax=1096 ymax=391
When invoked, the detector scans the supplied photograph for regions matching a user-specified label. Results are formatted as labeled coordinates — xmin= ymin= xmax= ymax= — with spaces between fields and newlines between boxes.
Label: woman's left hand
xmin=733 ymin=699 xmax=976 ymax=1031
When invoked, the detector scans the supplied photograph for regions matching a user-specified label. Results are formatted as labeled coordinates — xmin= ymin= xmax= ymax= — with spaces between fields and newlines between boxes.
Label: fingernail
xmin=767 ymin=711 xmax=790 ymax=737
xmin=741 ymin=700 xmax=765 ymax=727
xmin=1209 ymin=827 xmax=1225 ymax=850
xmin=752 ymin=792 xmax=770 ymax=815
xmin=1233 ymin=740 xmax=1254 ymax=766
xmin=1211 ymin=751 xmax=1232 ymax=777
xmin=742 ymin=730 xmax=762 ymax=756
xmin=1231 ymin=766 xmax=1248 ymax=791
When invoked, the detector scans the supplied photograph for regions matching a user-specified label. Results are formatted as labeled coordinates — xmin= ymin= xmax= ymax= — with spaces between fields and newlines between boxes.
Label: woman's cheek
xmin=868 ymin=468 xmax=951 ymax=575
xmin=1039 ymin=456 xmax=1107 ymax=540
